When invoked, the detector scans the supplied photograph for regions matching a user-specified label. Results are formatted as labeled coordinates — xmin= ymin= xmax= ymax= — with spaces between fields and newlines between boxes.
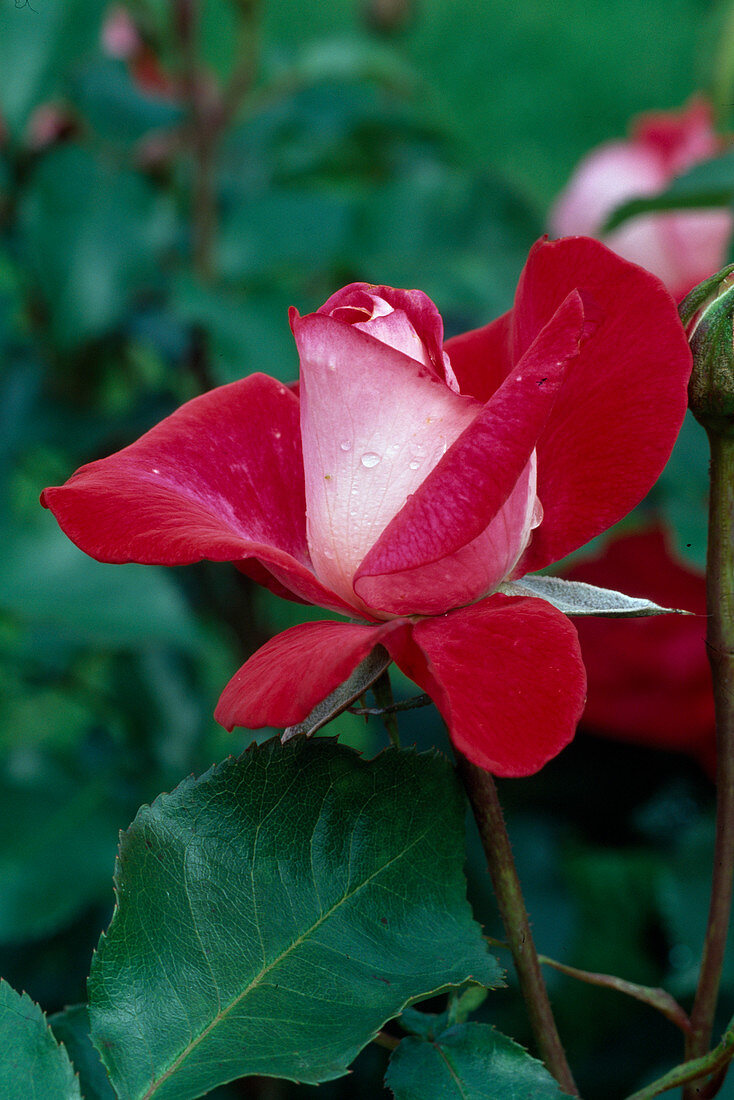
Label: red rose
xmin=42 ymin=237 xmax=691 ymax=775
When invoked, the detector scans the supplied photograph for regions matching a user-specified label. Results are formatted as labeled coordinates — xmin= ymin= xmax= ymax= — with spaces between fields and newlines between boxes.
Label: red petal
xmin=444 ymin=311 xmax=513 ymax=402
xmin=41 ymin=375 xmax=356 ymax=615
xmin=386 ymin=595 xmax=587 ymax=777
xmin=354 ymin=290 xmax=596 ymax=615
xmin=215 ymin=618 xmax=408 ymax=730
xmin=512 ymin=237 xmax=691 ymax=573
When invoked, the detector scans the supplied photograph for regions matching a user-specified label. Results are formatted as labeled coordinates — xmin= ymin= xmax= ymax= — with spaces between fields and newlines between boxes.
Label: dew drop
xmin=409 ymin=459 xmax=421 ymax=470
xmin=152 ymin=467 xmax=160 ymax=474
xmin=339 ymin=440 xmax=352 ymax=452
xmin=272 ymin=429 xmax=282 ymax=440
xmin=360 ymin=451 xmax=381 ymax=468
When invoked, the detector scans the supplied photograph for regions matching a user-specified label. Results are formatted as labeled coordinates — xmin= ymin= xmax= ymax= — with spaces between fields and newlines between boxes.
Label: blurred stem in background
xmin=174 ymin=0 xmax=260 ymax=280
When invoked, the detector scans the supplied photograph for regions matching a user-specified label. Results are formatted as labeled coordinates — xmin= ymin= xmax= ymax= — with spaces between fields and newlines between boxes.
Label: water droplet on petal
xmin=409 ymin=459 xmax=421 ymax=470
xmin=339 ymin=440 xmax=352 ymax=452
xmin=360 ymin=452 xmax=381 ymax=468
xmin=272 ymin=429 xmax=282 ymax=439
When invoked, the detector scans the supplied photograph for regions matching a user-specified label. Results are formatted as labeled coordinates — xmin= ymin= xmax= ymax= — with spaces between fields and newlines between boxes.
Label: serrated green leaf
xmin=499 ymin=575 xmax=688 ymax=617
xmin=386 ymin=1022 xmax=571 ymax=1100
xmin=50 ymin=1006 xmax=116 ymax=1100
xmin=89 ymin=739 xmax=501 ymax=1100
xmin=0 ymin=979 xmax=81 ymax=1099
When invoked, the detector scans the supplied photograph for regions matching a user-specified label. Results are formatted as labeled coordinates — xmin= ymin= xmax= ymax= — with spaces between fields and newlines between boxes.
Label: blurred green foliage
xmin=0 ymin=0 xmax=729 ymax=1096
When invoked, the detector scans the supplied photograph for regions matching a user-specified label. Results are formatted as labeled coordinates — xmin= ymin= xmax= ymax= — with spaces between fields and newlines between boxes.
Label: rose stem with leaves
xmin=457 ymin=757 xmax=579 ymax=1095
xmin=681 ymin=274 xmax=734 ymax=1098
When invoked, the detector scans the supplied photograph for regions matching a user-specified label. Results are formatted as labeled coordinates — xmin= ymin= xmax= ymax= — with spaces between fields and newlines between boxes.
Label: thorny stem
xmin=457 ymin=757 xmax=578 ymax=1095
xmin=371 ymin=670 xmax=401 ymax=748
xmin=348 ymin=692 xmax=432 ymax=716
xmin=683 ymin=433 xmax=734 ymax=1099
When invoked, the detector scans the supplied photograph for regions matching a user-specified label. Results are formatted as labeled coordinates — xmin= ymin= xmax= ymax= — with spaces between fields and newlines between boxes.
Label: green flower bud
xmin=680 ymin=264 xmax=734 ymax=437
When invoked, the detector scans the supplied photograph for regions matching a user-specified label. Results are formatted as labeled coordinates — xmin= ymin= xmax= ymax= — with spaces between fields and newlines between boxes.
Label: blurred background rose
xmin=550 ymin=98 xmax=734 ymax=300
xmin=567 ymin=526 xmax=714 ymax=774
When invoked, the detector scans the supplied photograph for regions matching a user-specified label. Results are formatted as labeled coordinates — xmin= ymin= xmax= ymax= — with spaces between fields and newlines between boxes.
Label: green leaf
xmin=50 ymin=1006 xmax=116 ymax=1100
xmin=0 ymin=979 xmax=81 ymax=1099
xmin=72 ymin=59 xmax=184 ymax=145
xmin=499 ymin=575 xmax=689 ymax=617
xmin=19 ymin=145 xmax=175 ymax=347
xmin=386 ymin=1022 xmax=571 ymax=1099
xmin=0 ymin=0 xmax=104 ymax=138
xmin=89 ymin=739 xmax=501 ymax=1099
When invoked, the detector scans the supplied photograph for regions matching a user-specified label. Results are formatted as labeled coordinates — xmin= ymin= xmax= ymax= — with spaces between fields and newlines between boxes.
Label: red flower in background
xmin=551 ymin=98 xmax=733 ymax=302
xmin=42 ymin=237 xmax=691 ymax=776
xmin=569 ymin=527 xmax=714 ymax=774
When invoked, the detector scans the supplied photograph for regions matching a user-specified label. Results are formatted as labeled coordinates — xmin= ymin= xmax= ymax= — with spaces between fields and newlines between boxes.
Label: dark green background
xmin=0 ymin=0 xmax=727 ymax=1096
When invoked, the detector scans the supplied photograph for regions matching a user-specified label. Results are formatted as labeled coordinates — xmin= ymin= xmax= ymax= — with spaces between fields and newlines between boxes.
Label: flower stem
xmin=372 ymin=669 xmax=401 ymax=748
xmin=457 ymin=756 xmax=578 ymax=1095
xmin=683 ymin=431 xmax=734 ymax=1098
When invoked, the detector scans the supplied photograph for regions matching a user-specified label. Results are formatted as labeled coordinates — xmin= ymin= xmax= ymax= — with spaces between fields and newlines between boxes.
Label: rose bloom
xmin=42 ymin=237 xmax=691 ymax=776
xmin=568 ymin=527 xmax=714 ymax=775
xmin=551 ymin=98 xmax=733 ymax=302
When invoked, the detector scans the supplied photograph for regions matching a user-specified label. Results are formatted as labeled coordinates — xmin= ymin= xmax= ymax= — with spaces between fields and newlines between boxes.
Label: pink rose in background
xmin=568 ymin=528 xmax=715 ymax=775
xmin=551 ymin=98 xmax=733 ymax=301
xmin=102 ymin=5 xmax=141 ymax=59
xmin=42 ymin=237 xmax=691 ymax=777
xmin=102 ymin=4 xmax=174 ymax=96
